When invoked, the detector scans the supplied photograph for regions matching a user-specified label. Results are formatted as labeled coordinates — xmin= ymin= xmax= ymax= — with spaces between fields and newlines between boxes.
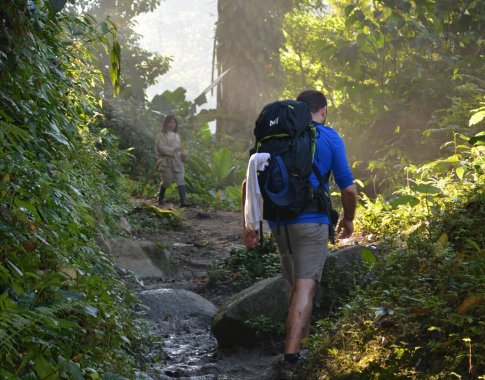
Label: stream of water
xmin=142 ymin=289 xmax=281 ymax=380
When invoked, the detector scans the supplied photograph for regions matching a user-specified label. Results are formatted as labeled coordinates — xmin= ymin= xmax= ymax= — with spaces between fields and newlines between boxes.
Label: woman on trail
xmin=155 ymin=114 xmax=190 ymax=207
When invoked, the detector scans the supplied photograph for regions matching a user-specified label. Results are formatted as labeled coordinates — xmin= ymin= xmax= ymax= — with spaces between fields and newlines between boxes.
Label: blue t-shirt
xmin=268 ymin=124 xmax=354 ymax=227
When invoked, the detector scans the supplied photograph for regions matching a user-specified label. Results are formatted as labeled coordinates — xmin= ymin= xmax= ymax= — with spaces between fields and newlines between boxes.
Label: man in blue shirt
xmin=243 ymin=90 xmax=357 ymax=374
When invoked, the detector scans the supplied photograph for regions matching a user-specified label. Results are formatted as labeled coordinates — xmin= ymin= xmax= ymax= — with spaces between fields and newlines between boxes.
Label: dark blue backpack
xmin=253 ymin=100 xmax=317 ymax=221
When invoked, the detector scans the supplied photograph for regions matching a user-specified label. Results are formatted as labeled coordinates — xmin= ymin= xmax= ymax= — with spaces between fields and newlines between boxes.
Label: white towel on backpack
xmin=245 ymin=152 xmax=271 ymax=231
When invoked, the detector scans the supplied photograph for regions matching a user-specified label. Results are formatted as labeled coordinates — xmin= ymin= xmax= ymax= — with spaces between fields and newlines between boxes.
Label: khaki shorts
xmin=160 ymin=167 xmax=185 ymax=187
xmin=271 ymin=223 xmax=329 ymax=283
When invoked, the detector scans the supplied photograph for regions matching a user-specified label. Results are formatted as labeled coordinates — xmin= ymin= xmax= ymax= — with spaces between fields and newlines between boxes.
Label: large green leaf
xmin=390 ymin=195 xmax=420 ymax=208
xmin=0 ymin=369 xmax=17 ymax=380
xmin=224 ymin=185 xmax=242 ymax=204
xmin=361 ymin=248 xmax=376 ymax=265
xmin=34 ymin=354 xmax=57 ymax=380
xmin=456 ymin=167 xmax=465 ymax=179
xmin=83 ymin=304 xmax=98 ymax=318
xmin=109 ymin=40 xmax=121 ymax=96
xmin=469 ymin=109 xmax=485 ymax=127
xmin=62 ymin=362 xmax=84 ymax=380
xmin=411 ymin=184 xmax=442 ymax=194
xmin=469 ymin=132 xmax=485 ymax=146
xmin=186 ymin=155 xmax=212 ymax=178
xmin=49 ymin=0 xmax=67 ymax=13
xmin=14 ymin=199 xmax=41 ymax=221
xmin=212 ymin=147 xmax=233 ymax=185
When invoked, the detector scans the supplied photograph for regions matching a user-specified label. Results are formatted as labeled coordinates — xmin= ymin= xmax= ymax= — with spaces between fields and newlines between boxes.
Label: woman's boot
xmin=177 ymin=185 xmax=190 ymax=207
xmin=158 ymin=186 xmax=167 ymax=206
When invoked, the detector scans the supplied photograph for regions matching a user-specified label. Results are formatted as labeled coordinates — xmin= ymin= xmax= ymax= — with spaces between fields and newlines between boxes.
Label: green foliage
xmin=124 ymin=178 xmax=159 ymax=198
xmin=104 ymin=97 xmax=160 ymax=179
xmin=49 ymin=0 xmax=68 ymax=13
xmin=68 ymin=0 xmax=172 ymax=101
xmin=150 ymin=87 xmax=193 ymax=117
xmin=309 ymin=241 xmax=484 ymax=378
xmin=244 ymin=314 xmax=285 ymax=338
xmin=308 ymin=135 xmax=485 ymax=377
xmin=187 ymin=147 xmax=244 ymax=189
xmin=109 ymin=38 xmax=121 ymax=96
xmin=71 ymin=0 xmax=163 ymax=23
xmin=357 ymin=134 xmax=485 ymax=241
xmin=208 ymin=236 xmax=280 ymax=291
xmin=281 ymin=0 xmax=485 ymax=194
xmin=0 ymin=2 xmax=147 ymax=378
xmin=185 ymin=147 xmax=245 ymax=209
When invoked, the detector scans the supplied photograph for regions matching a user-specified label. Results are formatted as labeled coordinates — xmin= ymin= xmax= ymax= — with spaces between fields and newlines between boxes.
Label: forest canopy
xmin=278 ymin=0 xmax=485 ymax=193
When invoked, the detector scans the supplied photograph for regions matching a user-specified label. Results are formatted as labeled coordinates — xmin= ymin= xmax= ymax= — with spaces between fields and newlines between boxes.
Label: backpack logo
xmin=269 ymin=117 xmax=279 ymax=127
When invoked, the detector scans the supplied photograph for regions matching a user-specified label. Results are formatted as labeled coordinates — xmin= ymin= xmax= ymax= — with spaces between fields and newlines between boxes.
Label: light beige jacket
xmin=155 ymin=131 xmax=185 ymax=172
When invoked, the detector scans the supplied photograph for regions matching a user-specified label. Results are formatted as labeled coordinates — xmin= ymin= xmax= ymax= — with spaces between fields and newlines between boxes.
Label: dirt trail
xmin=130 ymin=200 xmax=244 ymax=304
xmin=126 ymin=200 xmax=281 ymax=379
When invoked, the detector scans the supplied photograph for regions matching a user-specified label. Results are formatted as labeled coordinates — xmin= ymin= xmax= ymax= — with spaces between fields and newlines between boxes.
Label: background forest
xmin=0 ymin=0 xmax=484 ymax=379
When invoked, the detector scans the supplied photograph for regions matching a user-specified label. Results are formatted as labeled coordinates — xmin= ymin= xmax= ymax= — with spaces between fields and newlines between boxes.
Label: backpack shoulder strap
xmin=312 ymin=163 xmax=330 ymax=188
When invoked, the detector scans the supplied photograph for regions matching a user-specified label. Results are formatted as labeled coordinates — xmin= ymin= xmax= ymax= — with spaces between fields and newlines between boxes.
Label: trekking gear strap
xmin=312 ymin=164 xmax=330 ymax=188
xmin=284 ymin=223 xmax=293 ymax=255
xmin=312 ymin=164 xmax=337 ymax=244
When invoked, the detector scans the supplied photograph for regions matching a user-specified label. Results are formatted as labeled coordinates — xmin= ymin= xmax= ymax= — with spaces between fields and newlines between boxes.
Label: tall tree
xmin=215 ymin=0 xmax=294 ymax=147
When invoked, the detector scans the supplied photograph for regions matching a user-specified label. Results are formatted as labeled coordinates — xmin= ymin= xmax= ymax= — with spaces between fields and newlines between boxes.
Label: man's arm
xmin=337 ymin=183 xmax=357 ymax=238
xmin=241 ymin=179 xmax=259 ymax=248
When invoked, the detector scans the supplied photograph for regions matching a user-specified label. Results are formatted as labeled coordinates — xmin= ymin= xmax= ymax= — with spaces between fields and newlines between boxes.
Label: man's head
xmin=297 ymin=90 xmax=327 ymax=124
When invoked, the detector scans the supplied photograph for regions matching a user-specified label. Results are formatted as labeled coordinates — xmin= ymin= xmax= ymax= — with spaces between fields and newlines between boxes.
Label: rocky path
xmin=111 ymin=201 xmax=282 ymax=380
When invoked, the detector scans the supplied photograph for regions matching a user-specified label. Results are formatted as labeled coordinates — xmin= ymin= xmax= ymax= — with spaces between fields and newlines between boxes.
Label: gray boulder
xmin=316 ymin=245 xmax=374 ymax=316
xmin=109 ymin=238 xmax=171 ymax=278
xmin=212 ymin=245 xmax=374 ymax=347
xmin=212 ymin=274 xmax=290 ymax=347
xmin=139 ymin=288 xmax=218 ymax=323
xmin=118 ymin=217 xmax=133 ymax=235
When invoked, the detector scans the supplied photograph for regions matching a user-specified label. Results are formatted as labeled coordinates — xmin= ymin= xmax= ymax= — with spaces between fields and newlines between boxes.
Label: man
xmin=242 ymin=90 xmax=357 ymax=375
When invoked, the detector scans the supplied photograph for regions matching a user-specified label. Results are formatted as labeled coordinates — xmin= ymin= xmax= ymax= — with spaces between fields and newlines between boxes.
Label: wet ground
xmin=124 ymin=201 xmax=283 ymax=380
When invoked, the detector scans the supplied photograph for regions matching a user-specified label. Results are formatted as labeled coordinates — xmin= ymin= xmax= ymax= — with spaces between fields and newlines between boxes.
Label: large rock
xmin=109 ymin=237 xmax=171 ymax=278
xmin=212 ymin=245 xmax=374 ymax=348
xmin=212 ymin=274 xmax=290 ymax=348
xmin=316 ymin=245 xmax=373 ymax=316
xmin=139 ymin=288 xmax=217 ymax=322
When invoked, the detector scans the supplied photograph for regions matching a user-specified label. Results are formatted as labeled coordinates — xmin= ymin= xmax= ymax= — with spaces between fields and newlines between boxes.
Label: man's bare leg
xmin=285 ymin=278 xmax=316 ymax=354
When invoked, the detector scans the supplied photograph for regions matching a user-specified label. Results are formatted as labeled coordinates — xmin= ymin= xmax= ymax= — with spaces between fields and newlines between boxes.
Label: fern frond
xmin=0 ymin=297 xmax=85 ymax=357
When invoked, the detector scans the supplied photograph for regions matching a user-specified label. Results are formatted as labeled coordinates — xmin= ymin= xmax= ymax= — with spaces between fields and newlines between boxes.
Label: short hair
xmin=296 ymin=90 xmax=327 ymax=113
xmin=162 ymin=114 xmax=178 ymax=133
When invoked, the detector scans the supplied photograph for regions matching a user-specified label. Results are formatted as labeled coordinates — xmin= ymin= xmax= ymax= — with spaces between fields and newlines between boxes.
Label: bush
xmin=308 ymin=136 xmax=485 ymax=379
xmin=208 ymin=236 xmax=280 ymax=291
xmin=0 ymin=3 xmax=147 ymax=378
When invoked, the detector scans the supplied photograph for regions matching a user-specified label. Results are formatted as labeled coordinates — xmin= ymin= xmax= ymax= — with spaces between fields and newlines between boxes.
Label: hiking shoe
xmin=276 ymin=358 xmax=304 ymax=380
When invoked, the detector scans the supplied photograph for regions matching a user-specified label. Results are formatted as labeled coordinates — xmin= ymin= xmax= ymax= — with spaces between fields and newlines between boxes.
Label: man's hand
xmin=337 ymin=218 xmax=354 ymax=239
xmin=338 ymin=184 xmax=357 ymax=239
xmin=242 ymin=228 xmax=259 ymax=249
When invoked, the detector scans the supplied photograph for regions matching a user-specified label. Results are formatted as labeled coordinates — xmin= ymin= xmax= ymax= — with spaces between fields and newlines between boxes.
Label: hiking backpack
xmin=252 ymin=100 xmax=340 ymax=244
xmin=253 ymin=100 xmax=317 ymax=221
